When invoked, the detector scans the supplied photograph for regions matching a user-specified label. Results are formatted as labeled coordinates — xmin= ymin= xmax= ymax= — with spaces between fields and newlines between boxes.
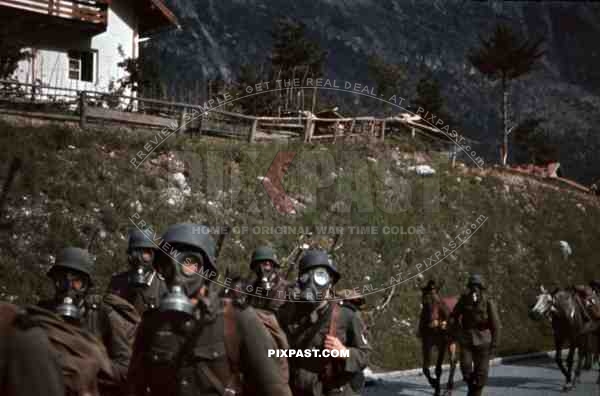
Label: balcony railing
xmin=0 ymin=0 xmax=108 ymax=25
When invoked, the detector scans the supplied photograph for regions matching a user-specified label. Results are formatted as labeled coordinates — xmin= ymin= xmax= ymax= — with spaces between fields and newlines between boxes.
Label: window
xmin=68 ymin=50 xmax=94 ymax=82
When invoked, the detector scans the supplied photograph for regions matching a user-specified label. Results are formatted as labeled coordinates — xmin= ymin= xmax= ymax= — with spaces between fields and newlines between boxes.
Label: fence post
xmin=178 ymin=108 xmax=187 ymax=134
xmin=304 ymin=118 xmax=316 ymax=143
xmin=79 ymin=91 xmax=87 ymax=129
xmin=380 ymin=120 xmax=386 ymax=141
xmin=248 ymin=118 xmax=258 ymax=143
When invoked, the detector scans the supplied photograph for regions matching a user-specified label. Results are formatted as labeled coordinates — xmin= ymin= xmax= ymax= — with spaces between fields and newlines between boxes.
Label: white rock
xmin=67 ymin=145 xmax=76 ymax=150
xmin=172 ymin=172 xmax=188 ymax=190
xmin=558 ymin=240 xmax=572 ymax=259
xmin=407 ymin=165 xmax=436 ymax=176
xmin=167 ymin=198 xmax=176 ymax=206
xmin=364 ymin=275 xmax=371 ymax=281
xmin=257 ymin=176 xmax=270 ymax=182
xmin=99 ymin=230 xmax=107 ymax=239
xmin=367 ymin=157 xmax=377 ymax=163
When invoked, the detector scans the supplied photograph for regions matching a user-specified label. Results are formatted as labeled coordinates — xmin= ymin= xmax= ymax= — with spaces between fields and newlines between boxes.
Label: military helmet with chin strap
xmin=156 ymin=223 xmax=218 ymax=315
xmin=250 ymin=246 xmax=280 ymax=271
xmin=47 ymin=247 xmax=94 ymax=285
xmin=298 ymin=249 xmax=340 ymax=284
xmin=127 ymin=228 xmax=156 ymax=253
xmin=160 ymin=223 xmax=217 ymax=270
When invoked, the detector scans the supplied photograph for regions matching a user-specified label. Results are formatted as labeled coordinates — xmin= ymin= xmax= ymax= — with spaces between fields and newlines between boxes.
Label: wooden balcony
xmin=0 ymin=0 xmax=108 ymax=26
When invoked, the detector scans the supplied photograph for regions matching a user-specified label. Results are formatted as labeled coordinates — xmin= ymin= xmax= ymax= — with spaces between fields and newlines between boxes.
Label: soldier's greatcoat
xmin=108 ymin=270 xmax=167 ymax=315
xmin=279 ymin=301 xmax=371 ymax=396
xmin=128 ymin=298 xmax=292 ymax=396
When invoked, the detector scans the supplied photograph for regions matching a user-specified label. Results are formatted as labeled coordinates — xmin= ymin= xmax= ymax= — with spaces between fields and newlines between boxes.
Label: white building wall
xmin=12 ymin=0 xmax=138 ymax=95
xmin=92 ymin=0 xmax=138 ymax=92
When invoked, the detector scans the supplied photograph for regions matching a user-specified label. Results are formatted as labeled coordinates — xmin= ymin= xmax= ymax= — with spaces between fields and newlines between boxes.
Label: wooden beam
xmin=86 ymin=106 xmax=175 ymax=127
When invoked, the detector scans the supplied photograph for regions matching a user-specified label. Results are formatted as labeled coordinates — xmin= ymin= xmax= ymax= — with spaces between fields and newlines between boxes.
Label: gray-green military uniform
xmin=127 ymin=223 xmax=292 ymax=396
xmin=449 ymin=275 xmax=500 ymax=396
xmin=129 ymin=297 xmax=292 ymax=396
xmin=279 ymin=301 xmax=371 ymax=396
xmin=108 ymin=270 xmax=167 ymax=314
xmin=108 ymin=228 xmax=167 ymax=315
xmin=39 ymin=247 xmax=138 ymax=390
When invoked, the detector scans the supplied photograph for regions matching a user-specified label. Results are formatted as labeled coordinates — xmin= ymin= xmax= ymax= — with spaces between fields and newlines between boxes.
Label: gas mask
xmin=297 ymin=267 xmax=333 ymax=303
xmin=254 ymin=261 xmax=279 ymax=292
xmin=155 ymin=248 xmax=212 ymax=318
xmin=52 ymin=270 xmax=90 ymax=321
xmin=468 ymin=286 xmax=481 ymax=304
xmin=128 ymin=247 xmax=156 ymax=288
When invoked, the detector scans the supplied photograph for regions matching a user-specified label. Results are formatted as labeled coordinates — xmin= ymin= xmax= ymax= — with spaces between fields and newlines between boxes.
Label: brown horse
xmin=418 ymin=285 xmax=459 ymax=396
xmin=529 ymin=286 xmax=600 ymax=390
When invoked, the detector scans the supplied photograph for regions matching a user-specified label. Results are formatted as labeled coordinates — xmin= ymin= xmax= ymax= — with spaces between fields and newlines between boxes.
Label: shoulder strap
xmin=328 ymin=302 xmax=340 ymax=337
xmin=223 ymin=298 xmax=242 ymax=394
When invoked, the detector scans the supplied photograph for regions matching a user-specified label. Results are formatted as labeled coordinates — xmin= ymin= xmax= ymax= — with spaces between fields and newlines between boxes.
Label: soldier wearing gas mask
xmin=248 ymin=245 xmax=289 ymax=311
xmin=127 ymin=223 xmax=292 ymax=396
xmin=108 ymin=228 xmax=167 ymax=314
xmin=247 ymin=246 xmax=291 ymax=385
xmin=278 ymin=250 xmax=371 ymax=396
xmin=38 ymin=247 xmax=139 ymax=391
xmin=449 ymin=274 xmax=501 ymax=396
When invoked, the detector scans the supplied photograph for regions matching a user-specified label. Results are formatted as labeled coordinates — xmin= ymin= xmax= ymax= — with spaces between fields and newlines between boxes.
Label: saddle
xmin=429 ymin=296 xmax=457 ymax=330
xmin=574 ymin=285 xmax=600 ymax=320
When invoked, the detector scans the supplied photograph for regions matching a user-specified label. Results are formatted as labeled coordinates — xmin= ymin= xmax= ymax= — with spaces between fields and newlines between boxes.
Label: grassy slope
xmin=0 ymin=119 xmax=599 ymax=370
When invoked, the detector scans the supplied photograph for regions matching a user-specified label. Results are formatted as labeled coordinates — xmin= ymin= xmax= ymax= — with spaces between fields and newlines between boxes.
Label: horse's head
xmin=529 ymin=285 xmax=555 ymax=321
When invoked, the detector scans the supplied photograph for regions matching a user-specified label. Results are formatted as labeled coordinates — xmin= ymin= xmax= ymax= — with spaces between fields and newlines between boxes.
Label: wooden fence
xmin=0 ymin=79 xmax=423 ymax=143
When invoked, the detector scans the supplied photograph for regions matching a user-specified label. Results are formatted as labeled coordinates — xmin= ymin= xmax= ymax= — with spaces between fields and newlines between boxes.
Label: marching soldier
xmin=449 ymin=274 xmax=501 ymax=396
xmin=127 ymin=223 xmax=292 ymax=396
xmin=247 ymin=246 xmax=291 ymax=384
xmin=108 ymin=228 xmax=167 ymax=314
xmin=336 ymin=289 xmax=369 ymax=395
xmin=278 ymin=249 xmax=371 ymax=396
xmin=38 ymin=247 xmax=139 ymax=392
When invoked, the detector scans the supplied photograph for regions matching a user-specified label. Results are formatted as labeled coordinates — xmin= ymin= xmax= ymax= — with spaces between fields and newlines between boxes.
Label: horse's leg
xmin=574 ymin=339 xmax=584 ymax=385
xmin=555 ymin=338 xmax=570 ymax=389
xmin=583 ymin=333 xmax=592 ymax=370
xmin=422 ymin=336 xmax=436 ymax=388
xmin=446 ymin=341 xmax=458 ymax=395
xmin=563 ymin=342 xmax=576 ymax=391
xmin=434 ymin=337 xmax=446 ymax=396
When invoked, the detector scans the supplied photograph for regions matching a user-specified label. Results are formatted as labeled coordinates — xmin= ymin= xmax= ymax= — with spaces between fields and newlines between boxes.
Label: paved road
xmin=365 ymin=356 xmax=600 ymax=395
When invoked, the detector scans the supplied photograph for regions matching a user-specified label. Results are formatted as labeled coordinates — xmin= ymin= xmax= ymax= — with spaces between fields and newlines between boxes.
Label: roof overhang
xmin=136 ymin=0 xmax=180 ymax=36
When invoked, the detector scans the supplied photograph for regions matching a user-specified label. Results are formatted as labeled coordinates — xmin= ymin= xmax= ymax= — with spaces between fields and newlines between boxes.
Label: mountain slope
xmin=145 ymin=0 xmax=600 ymax=183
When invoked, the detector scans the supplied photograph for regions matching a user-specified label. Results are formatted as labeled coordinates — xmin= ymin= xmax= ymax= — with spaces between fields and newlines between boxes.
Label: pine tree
xmin=468 ymin=24 xmax=545 ymax=165
xmin=367 ymin=54 xmax=405 ymax=100
xmin=269 ymin=17 xmax=326 ymax=113
xmin=413 ymin=68 xmax=444 ymax=117
xmin=512 ymin=118 xmax=558 ymax=165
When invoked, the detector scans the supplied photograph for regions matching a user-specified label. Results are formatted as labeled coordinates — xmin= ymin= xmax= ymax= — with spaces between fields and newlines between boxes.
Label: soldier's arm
xmin=126 ymin=313 xmax=150 ymax=396
xmin=341 ymin=310 xmax=371 ymax=374
xmin=447 ymin=296 xmax=464 ymax=334
xmin=101 ymin=303 xmax=136 ymax=385
xmin=488 ymin=299 xmax=501 ymax=347
xmin=238 ymin=308 xmax=293 ymax=396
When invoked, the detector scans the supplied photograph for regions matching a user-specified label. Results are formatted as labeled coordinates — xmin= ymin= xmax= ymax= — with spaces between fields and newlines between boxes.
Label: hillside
xmin=0 ymin=119 xmax=599 ymax=369
xmin=144 ymin=0 xmax=600 ymax=184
